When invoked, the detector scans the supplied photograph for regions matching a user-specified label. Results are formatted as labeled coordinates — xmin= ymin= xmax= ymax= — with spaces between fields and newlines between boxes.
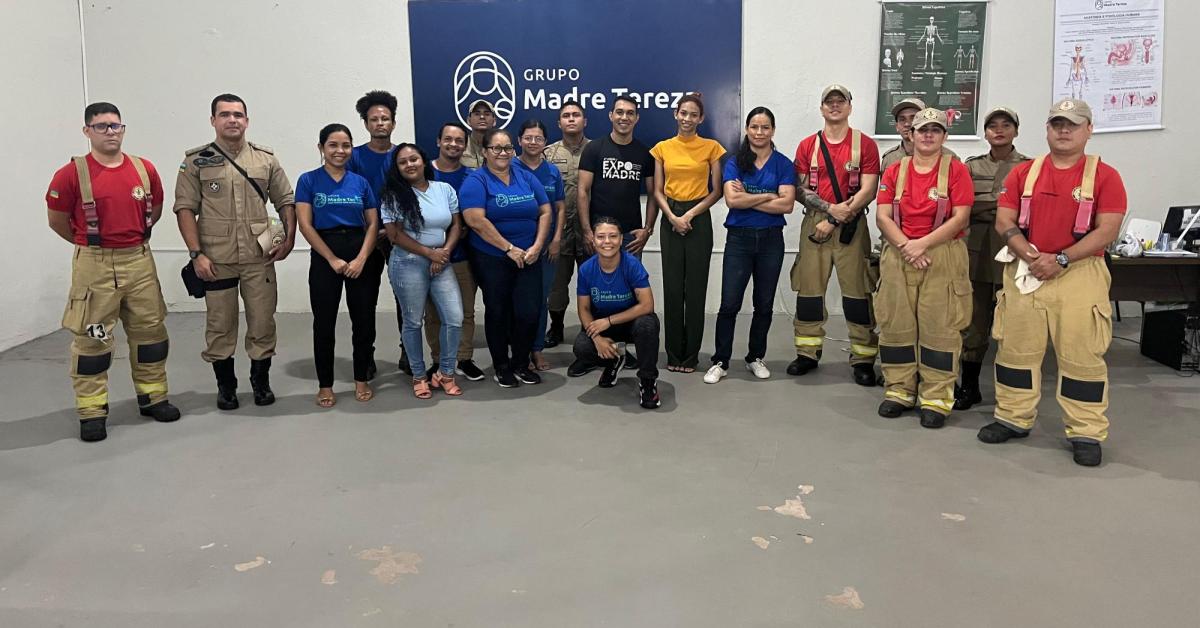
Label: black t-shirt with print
xmin=579 ymin=135 xmax=654 ymax=233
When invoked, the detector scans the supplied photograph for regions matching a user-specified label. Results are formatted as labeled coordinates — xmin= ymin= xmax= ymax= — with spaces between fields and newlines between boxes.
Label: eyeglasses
xmin=487 ymin=145 xmax=516 ymax=154
xmin=520 ymin=136 xmax=546 ymax=145
xmin=89 ymin=123 xmax=126 ymax=134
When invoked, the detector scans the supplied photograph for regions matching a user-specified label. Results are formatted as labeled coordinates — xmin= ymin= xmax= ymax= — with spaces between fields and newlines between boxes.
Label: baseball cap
xmin=891 ymin=97 xmax=927 ymax=118
xmin=468 ymin=99 xmax=495 ymax=114
xmin=1047 ymin=98 xmax=1092 ymax=124
xmin=984 ymin=106 xmax=1020 ymax=127
xmin=821 ymin=84 xmax=853 ymax=102
xmin=911 ymin=108 xmax=949 ymax=132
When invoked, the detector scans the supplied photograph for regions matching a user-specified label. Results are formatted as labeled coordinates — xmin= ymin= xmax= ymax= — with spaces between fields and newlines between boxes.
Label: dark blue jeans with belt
xmin=712 ymin=226 xmax=785 ymax=369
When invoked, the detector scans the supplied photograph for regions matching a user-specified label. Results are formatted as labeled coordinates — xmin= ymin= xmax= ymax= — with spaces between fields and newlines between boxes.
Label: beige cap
xmin=1047 ymin=99 xmax=1092 ymax=124
xmin=468 ymin=99 xmax=494 ymax=114
xmin=821 ymin=84 xmax=853 ymax=102
xmin=911 ymin=107 xmax=949 ymax=132
xmin=984 ymin=106 xmax=1020 ymax=127
xmin=891 ymin=97 xmax=927 ymax=118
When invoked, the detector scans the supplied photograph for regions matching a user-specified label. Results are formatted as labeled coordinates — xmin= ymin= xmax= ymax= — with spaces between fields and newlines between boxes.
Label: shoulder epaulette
xmin=248 ymin=141 xmax=274 ymax=154
xmin=184 ymin=144 xmax=210 ymax=156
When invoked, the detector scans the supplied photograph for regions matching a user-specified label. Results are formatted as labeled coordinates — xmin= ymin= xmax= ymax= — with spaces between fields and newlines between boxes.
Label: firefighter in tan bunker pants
xmin=46 ymin=102 xmax=180 ymax=442
xmin=874 ymin=108 xmax=975 ymax=429
xmin=976 ymin=99 xmax=1126 ymax=467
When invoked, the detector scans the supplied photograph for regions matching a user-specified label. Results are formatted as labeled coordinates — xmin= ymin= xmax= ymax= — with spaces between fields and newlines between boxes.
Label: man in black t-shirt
xmin=577 ymin=95 xmax=656 ymax=258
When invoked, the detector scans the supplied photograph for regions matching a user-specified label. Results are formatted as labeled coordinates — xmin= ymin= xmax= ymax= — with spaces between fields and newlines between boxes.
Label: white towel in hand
xmin=994 ymin=245 xmax=1043 ymax=294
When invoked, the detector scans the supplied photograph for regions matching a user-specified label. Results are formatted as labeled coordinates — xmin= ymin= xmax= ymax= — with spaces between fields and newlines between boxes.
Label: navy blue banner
xmin=408 ymin=0 xmax=743 ymax=155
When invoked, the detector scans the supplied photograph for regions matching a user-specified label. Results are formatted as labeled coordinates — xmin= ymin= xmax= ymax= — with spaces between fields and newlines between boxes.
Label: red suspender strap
xmin=846 ymin=130 xmax=861 ymax=194
xmin=1019 ymin=155 xmax=1047 ymax=235
xmin=72 ymin=156 xmax=102 ymax=247
xmin=808 ymin=134 xmax=820 ymax=192
xmin=128 ymin=154 xmax=154 ymax=240
xmin=932 ymin=155 xmax=952 ymax=229
xmin=1072 ymin=155 xmax=1100 ymax=240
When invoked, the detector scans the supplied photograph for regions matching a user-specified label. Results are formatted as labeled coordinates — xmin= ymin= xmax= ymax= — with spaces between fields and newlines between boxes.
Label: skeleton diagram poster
xmin=875 ymin=1 xmax=987 ymax=138
xmin=1053 ymin=0 xmax=1164 ymax=133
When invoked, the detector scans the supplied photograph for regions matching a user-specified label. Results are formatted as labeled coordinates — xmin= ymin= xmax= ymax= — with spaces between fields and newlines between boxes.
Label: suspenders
xmin=73 ymin=154 xmax=154 ymax=247
xmin=892 ymin=155 xmax=952 ymax=231
xmin=808 ymin=130 xmax=862 ymax=194
xmin=1018 ymin=154 xmax=1100 ymax=241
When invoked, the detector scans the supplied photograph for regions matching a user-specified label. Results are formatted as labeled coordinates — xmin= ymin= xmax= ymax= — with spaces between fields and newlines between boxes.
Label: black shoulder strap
xmin=817 ymin=132 xmax=845 ymax=204
xmin=208 ymin=143 xmax=268 ymax=204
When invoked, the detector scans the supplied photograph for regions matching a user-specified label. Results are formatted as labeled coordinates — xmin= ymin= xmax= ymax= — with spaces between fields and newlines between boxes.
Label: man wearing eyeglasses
xmin=174 ymin=93 xmax=296 ymax=411
xmin=543 ymin=100 xmax=591 ymax=347
xmin=46 ymin=102 xmax=181 ymax=442
xmin=461 ymin=100 xmax=496 ymax=169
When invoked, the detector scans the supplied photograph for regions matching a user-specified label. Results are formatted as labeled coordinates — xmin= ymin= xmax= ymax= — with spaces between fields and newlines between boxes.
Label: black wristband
xmin=826 ymin=216 xmax=842 ymax=227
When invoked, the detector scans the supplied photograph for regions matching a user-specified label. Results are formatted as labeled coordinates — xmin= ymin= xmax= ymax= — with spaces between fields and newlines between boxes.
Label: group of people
xmin=46 ymin=86 xmax=1126 ymax=467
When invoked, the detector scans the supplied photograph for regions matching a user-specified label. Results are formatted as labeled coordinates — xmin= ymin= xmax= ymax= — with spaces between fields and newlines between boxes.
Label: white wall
xmin=5 ymin=0 xmax=1197 ymax=350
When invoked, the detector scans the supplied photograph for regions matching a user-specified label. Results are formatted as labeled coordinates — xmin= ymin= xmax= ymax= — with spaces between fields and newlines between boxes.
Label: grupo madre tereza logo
xmin=455 ymin=51 xmax=517 ymax=129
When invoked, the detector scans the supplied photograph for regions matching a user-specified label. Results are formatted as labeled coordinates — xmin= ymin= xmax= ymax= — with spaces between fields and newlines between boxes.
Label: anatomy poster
xmin=1053 ymin=0 xmax=1164 ymax=133
xmin=875 ymin=1 xmax=987 ymax=138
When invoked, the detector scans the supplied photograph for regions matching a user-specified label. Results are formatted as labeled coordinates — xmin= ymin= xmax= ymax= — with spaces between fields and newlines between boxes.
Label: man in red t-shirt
xmin=47 ymin=102 xmax=180 ymax=442
xmin=788 ymin=84 xmax=882 ymax=386
xmin=874 ymin=108 xmax=974 ymax=428
xmin=976 ymin=98 xmax=1126 ymax=467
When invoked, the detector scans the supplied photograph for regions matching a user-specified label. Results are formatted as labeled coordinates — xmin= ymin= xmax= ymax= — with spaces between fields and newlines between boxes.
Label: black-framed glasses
xmin=487 ymin=145 xmax=516 ymax=154
xmin=89 ymin=123 xmax=126 ymax=133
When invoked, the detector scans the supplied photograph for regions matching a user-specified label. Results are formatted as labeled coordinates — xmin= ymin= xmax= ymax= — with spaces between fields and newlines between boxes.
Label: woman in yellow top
xmin=651 ymin=94 xmax=726 ymax=372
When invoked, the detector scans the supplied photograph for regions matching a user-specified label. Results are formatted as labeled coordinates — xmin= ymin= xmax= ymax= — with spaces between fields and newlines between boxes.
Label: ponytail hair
xmin=735 ymin=106 xmax=776 ymax=175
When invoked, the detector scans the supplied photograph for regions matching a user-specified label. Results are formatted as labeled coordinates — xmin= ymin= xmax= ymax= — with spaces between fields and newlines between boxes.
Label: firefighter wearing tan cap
xmin=955 ymin=107 xmax=1031 ymax=410
xmin=874 ymin=108 xmax=974 ymax=428
xmin=977 ymin=98 xmax=1126 ymax=467
xmin=47 ymin=102 xmax=181 ymax=442
xmin=881 ymin=98 xmax=957 ymax=172
xmin=788 ymin=84 xmax=881 ymax=385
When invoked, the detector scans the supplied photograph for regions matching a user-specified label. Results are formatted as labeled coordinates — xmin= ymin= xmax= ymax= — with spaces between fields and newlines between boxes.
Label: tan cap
xmin=468 ymin=99 xmax=495 ymax=114
xmin=984 ymin=106 xmax=1020 ymax=127
xmin=891 ymin=97 xmax=927 ymax=118
xmin=1047 ymin=99 xmax=1092 ymax=124
xmin=911 ymin=107 xmax=949 ymax=132
xmin=821 ymin=84 xmax=853 ymax=102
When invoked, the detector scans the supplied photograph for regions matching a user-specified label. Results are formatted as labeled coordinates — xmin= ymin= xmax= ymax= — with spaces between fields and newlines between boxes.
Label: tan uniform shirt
xmin=173 ymin=141 xmax=295 ymax=265
xmin=461 ymin=134 xmax=486 ymax=169
xmin=964 ymin=147 xmax=1030 ymax=284
xmin=544 ymin=136 xmax=590 ymax=247
xmin=881 ymin=142 xmax=958 ymax=172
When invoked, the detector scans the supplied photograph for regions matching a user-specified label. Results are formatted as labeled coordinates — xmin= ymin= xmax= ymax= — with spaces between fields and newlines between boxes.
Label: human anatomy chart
xmin=1053 ymin=0 xmax=1164 ymax=132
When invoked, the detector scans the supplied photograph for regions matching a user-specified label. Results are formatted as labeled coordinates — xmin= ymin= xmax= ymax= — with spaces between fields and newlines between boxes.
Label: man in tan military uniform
xmin=955 ymin=106 xmax=1030 ymax=410
xmin=543 ymin=100 xmax=591 ymax=348
xmin=881 ymin=98 xmax=958 ymax=171
xmin=977 ymin=99 xmax=1126 ymax=467
xmin=460 ymin=99 xmax=495 ymax=169
xmin=174 ymin=94 xmax=296 ymax=410
xmin=47 ymin=102 xmax=181 ymax=442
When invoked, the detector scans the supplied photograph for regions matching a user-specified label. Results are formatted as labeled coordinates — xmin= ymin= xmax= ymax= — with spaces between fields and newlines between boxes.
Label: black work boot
xmin=213 ymin=357 xmax=239 ymax=410
xmin=977 ymin=421 xmax=1028 ymax=444
xmin=249 ymin=358 xmax=275 ymax=406
xmin=1071 ymin=441 xmax=1102 ymax=467
xmin=545 ymin=310 xmax=565 ymax=348
xmin=954 ymin=360 xmax=984 ymax=410
xmin=786 ymin=355 xmax=819 ymax=376
xmin=138 ymin=399 xmax=181 ymax=422
xmin=80 ymin=416 xmax=108 ymax=442
xmin=919 ymin=408 xmax=947 ymax=429
xmin=852 ymin=363 xmax=878 ymax=387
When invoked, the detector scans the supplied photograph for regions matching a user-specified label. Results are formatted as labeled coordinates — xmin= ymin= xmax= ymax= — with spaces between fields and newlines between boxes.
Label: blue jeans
xmin=712 ymin=226 xmax=784 ymax=368
xmin=389 ymin=250 xmax=463 ymax=376
xmin=531 ymin=253 xmax=558 ymax=352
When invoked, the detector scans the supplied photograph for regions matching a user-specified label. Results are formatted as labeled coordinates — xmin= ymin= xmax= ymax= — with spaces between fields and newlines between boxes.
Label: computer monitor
xmin=1163 ymin=206 xmax=1200 ymax=251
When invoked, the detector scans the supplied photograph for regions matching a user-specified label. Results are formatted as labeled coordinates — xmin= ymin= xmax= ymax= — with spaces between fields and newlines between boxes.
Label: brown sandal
xmin=355 ymin=382 xmax=374 ymax=402
xmin=316 ymin=389 xmax=336 ymax=408
xmin=431 ymin=371 xmax=463 ymax=396
xmin=412 ymin=378 xmax=432 ymax=399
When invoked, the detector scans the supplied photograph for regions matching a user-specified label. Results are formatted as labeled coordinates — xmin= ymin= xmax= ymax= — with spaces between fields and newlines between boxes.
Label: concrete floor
xmin=1 ymin=312 xmax=1197 ymax=627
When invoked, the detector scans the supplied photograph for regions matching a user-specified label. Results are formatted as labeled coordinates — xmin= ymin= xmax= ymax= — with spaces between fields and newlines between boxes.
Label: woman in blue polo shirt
xmin=704 ymin=107 xmax=797 ymax=384
xmin=296 ymin=123 xmax=385 ymax=407
xmin=460 ymin=128 xmax=553 ymax=388
xmin=512 ymin=119 xmax=566 ymax=372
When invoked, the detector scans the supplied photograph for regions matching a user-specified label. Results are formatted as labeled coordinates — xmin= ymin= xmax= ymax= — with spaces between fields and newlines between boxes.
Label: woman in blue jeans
xmin=460 ymin=128 xmax=553 ymax=388
xmin=380 ymin=143 xmax=465 ymax=399
xmin=704 ymin=107 xmax=797 ymax=384
xmin=513 ymin=119 xmax=566 ymax=372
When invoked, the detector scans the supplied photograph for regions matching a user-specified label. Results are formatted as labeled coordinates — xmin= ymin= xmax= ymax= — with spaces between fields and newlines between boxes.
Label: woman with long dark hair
xmin=296 ymin=123 xmax=384 ymax=407
xmin=704 ymin=107 xmax=796 ymax=383
xmin=380 ymin=143 xmax=465 ymax=399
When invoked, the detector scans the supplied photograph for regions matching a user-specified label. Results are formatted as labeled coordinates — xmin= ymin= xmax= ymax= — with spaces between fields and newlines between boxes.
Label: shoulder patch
xmin=184 ymin=144 xmax=211 ymax=156
xmin=248 ymin=141 xmax=274 ymax=154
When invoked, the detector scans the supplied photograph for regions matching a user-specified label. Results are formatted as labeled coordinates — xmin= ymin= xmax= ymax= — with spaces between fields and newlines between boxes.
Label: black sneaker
xmin=977 ymin=421 xmax=1029 ymax=444
xmin=877 ymin=400 xmax=910 ymax=418
xmin=568 ymin=359 xmax=598 ymax=378
xmin=852 ymin=364 xmax=878 ymax=387
xmin=456 ymin=359 xmax=485 ymax=381
xmin=1071 ymin=441 xmax=1102 ymax=466
xmin=139 ymin=400 xmax=181 ymax=422
xmin=80 ymin=417 xmax=107 ymax=442
xmin=514 ymin=367 xmax=542 ymax=385
xmin=639 ymin=378 xmax=661 ymax=409
xmin=786 ymin=355 xmax=819 ymax=376
xmin=599 ymin=353 xmax=626 ymax=388
xmin=622 ymin=349 xmax=638 ymax=370
xmin=493 ymin=369 xmax=519 ymax=388
xmin=919 ymin=408 xmax=947 ymax=429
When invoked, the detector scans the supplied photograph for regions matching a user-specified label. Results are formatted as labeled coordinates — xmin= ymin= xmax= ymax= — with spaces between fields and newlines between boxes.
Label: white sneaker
xmin=746 ymin=359 xmax=771 ymax=379
xmin=703 ymin=364 xmax=728 ymax=384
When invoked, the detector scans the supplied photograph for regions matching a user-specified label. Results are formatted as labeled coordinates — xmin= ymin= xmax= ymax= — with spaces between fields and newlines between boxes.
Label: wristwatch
xmin=189 ymin=250 xmax=203 ymax=260
xmin=1055 ymin=252 xmax=1069 ymax=268
xmin=826 ymin=216 xmax=842 ymax=227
